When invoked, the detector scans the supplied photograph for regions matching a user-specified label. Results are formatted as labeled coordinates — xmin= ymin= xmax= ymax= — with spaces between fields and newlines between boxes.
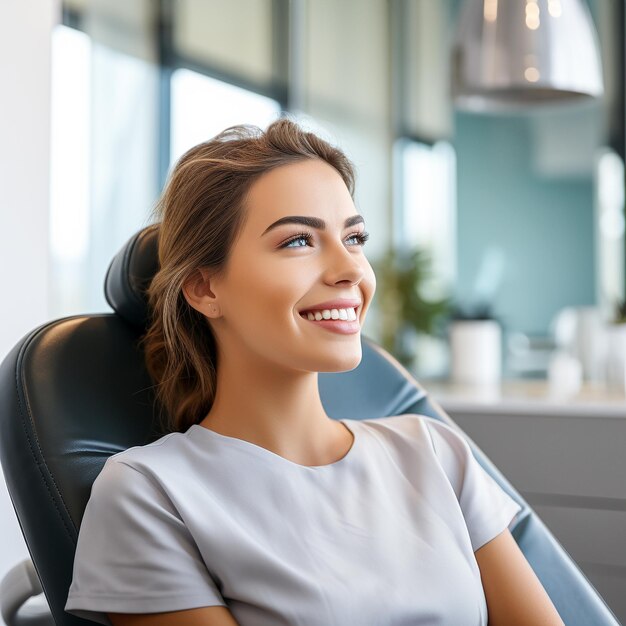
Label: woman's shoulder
xmin=108 ymin=428 xmax=188 ymax=462
xmin=102 ymin=428 xmax=195 ymax=486
xmin=354 ymin=413 xmax=473 ymax=464
xmin=358 ymin=412 xmax=442 ymax=437
xmin=351 ymin=413 xmax=438 ymax=455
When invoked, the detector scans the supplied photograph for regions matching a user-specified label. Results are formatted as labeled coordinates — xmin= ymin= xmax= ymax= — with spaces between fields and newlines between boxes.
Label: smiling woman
xmin=181 ymin=155 xmax=377 ymax=431
xmin=134 ymin=118 xmax=376 ymax=438
xmin=63 ymin=117 xmax=564 ymax=626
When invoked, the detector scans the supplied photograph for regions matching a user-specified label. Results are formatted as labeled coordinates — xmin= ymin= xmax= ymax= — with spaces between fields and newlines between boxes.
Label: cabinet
xmin=423 ymin=379 xmax=626 ymax=624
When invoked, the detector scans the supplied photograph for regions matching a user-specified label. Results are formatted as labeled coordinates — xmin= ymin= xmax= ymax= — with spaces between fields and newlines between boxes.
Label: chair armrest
xmin=0 ymin=558 xmax=53 ymax=626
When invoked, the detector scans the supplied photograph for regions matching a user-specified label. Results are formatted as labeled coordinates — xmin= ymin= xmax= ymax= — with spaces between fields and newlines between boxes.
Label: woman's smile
xmin=297 ymin=296 xmax=363 ymax=335
xmin=298 ymin=304 xmax=362 ymax=335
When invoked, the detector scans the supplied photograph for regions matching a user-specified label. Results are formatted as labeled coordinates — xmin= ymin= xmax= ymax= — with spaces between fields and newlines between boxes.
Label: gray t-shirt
xmin=65 ymin=414 xmax=522 ymax=625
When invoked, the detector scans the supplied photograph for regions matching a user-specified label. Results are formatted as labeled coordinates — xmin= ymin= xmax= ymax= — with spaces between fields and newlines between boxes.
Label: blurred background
xmin=2 ymin=0 xmax=626 ymax=623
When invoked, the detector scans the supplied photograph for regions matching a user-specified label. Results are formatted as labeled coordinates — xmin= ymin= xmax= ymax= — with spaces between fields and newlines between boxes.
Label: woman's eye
xmin=280 ymin=230 xmax=370 ymax=249
xmin=281 ymin=232 xmax=313 ymax=248
xmin=347 ymin=231 xmax=370 ymax=246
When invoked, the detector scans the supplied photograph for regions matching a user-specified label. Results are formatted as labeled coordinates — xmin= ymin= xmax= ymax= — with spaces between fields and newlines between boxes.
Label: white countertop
xmin=420 ymin=378 xmax=626 ymax=418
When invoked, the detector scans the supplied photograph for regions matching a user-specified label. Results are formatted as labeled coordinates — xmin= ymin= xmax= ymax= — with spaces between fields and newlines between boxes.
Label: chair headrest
xmin=104 ymin=223 xmax=160 ymax=328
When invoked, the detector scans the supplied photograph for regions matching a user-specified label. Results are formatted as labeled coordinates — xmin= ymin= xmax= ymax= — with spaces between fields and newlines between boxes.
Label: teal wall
xmin=453 ymin=113 xmax=596 ymax=335
xmin=450 ymin=0 xmax=600 ymax=336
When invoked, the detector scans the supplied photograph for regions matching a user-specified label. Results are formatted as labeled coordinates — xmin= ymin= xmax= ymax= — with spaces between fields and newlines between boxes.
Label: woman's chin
xmin=314 ymin=350 xmax=362 ymax=373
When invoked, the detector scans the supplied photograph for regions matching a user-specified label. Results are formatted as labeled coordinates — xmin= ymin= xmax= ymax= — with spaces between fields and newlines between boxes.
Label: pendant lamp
xmin=451 ymin=0 xmax=604 ymax=112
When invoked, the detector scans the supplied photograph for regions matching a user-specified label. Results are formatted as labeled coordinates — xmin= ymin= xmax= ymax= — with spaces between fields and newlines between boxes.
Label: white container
xmin=552 ymin=306 xmax=607 ymax=382
xmin=449 ymin=319 xmax=502 ymax=385
xmin=548 ymin=351 xmax=583 ymax=397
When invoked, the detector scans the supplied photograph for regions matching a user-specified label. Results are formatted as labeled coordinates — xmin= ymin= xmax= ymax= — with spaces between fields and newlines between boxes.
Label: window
xmin=396 ymin=138 xmax=456 ymax=301
xmin=49 ymin=24 xmax=92 ymax=316
xmin=395 ymin=137 xmax=457 ymax=377
xmin=170 ymin=69 xmax=281 ymax=164
xmin=50 ymin=20 xmax=159 ymax=318
xmin=51 ymin=1 xmax=285 ymax=319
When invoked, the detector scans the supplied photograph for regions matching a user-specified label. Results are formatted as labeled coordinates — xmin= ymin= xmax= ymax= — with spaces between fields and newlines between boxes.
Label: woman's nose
xmin=322 ymin=242 xmax=365 ymax=285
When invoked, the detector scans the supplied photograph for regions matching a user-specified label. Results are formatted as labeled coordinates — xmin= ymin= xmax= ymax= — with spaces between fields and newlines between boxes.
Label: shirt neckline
xmin=187 ymin=419 xmax=359 ymax=471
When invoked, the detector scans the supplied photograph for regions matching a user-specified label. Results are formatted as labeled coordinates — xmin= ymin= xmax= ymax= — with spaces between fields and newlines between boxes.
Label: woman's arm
xmin=475 ymin=528 xmax=565 ymax=626
xmin=108 ymin=606 xmax=240 ymax=626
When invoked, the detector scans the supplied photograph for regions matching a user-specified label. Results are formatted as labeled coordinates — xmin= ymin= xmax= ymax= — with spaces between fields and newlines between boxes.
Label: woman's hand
xmin=475 ymin=528 xmax=565 ymax=626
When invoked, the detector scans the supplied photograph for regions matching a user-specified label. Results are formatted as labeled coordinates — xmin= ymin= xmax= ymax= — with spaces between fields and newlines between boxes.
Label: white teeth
xmin=304 ymin=307 xmax=358 ymax=322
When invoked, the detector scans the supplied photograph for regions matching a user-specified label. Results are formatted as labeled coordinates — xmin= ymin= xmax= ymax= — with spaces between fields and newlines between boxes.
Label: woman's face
xmin=199 ymin=157 xmax=376 ymax=374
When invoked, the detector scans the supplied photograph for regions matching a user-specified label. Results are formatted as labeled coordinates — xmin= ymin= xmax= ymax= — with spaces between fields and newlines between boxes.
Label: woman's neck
xmin=198 ymin=362 xmax=348 ymax=465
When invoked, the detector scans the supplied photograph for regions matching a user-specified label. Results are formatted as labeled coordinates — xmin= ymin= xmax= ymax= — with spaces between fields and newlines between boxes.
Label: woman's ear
xmin=182 ymin=269 xmax=220 ymax=317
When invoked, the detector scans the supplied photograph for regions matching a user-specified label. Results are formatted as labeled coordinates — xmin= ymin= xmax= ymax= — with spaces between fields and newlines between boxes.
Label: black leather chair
xmin=0 ymin=224 xmax=621 ymax=626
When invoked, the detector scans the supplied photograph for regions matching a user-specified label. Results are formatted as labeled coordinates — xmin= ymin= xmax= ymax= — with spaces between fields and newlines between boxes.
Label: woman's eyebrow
xmin=261 ymin=214 xmax=364 ymax=236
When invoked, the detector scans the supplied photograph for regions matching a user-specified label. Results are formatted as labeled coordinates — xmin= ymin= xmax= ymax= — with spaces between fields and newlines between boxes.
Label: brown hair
xmin=139 ymin=116 xmax=357 ymax=435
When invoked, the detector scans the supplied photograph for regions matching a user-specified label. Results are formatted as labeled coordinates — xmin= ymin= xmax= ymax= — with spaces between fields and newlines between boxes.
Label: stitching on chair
xmin=13 ymin=317 xmax=93 ymax=542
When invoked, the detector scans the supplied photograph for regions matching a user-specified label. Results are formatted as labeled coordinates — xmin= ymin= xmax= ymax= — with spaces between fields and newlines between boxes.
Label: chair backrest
xmin=0 ymin=225 xmax=620 ymax=626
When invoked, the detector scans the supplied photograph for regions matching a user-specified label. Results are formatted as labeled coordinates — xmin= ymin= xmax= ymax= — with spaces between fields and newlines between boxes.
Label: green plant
xmin=613 ymin=298 xmax=626 ymax=324
xmin=372 ymin=246 xmax=451 ymax=367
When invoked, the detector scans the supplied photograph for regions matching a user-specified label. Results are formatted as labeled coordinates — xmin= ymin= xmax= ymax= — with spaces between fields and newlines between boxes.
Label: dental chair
xmin=0 ymin=224 xmax=621 ymax=626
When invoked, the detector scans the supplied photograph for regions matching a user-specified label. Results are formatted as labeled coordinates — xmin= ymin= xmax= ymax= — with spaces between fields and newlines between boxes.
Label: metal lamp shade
xmin=451 ymin=0 xmax=604 ymax=112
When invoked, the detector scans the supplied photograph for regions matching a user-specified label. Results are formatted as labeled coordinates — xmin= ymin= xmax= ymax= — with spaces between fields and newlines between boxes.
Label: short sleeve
xmin=64 ymin=458 xmax=226 ymax=625
xmin=423 ymin=417 xmax=523 ymax=552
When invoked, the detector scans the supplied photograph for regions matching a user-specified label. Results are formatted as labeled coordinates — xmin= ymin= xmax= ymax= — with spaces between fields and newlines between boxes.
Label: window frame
xmin=62 ymin=0 xmax=291 ymax=190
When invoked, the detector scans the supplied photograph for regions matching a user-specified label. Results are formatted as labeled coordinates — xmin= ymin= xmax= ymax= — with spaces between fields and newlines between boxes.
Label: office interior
xmin=1 ymin=0 xmax=625 ymax=624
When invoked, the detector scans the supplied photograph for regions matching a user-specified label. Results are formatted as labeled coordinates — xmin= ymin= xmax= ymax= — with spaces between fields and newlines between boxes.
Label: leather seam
xmin=13 ymin=320 xmax=96 ymax=541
